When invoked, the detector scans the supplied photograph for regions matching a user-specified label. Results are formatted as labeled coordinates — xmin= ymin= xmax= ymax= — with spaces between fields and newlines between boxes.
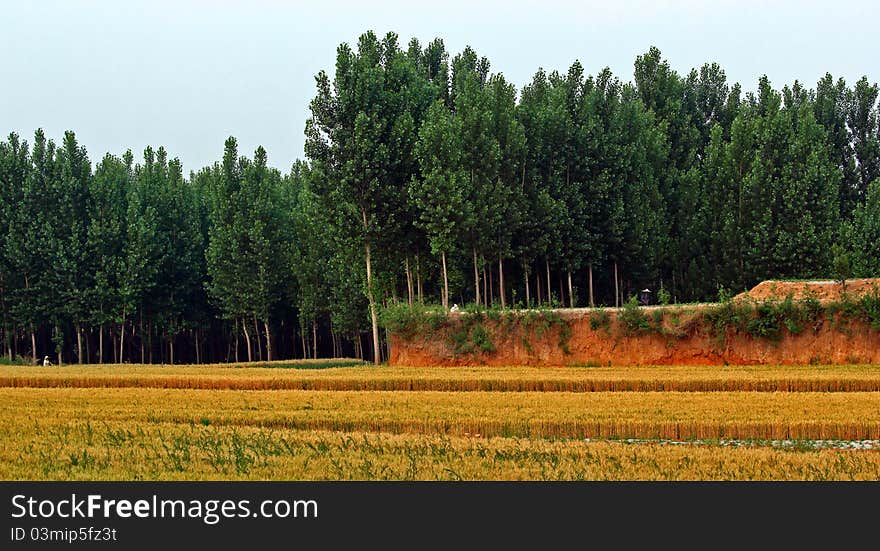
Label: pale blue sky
xmin=2 ymin=0 xmax=877 ymax=172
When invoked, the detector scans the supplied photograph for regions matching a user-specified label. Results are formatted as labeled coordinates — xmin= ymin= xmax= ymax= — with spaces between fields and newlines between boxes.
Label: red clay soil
xmin=735 ymin=279 xmax=880 ymax=301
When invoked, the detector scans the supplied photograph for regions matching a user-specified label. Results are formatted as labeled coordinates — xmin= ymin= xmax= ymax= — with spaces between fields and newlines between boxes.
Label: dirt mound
xmin=735 ymin=279 xmax=880 ymax=302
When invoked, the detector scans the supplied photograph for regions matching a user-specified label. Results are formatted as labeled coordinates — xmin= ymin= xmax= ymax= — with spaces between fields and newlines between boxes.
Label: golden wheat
xmin=4 ymin=387 xmax=880 ymax=440
xmin=1 ymin=419 xmax=878 ymax=481
xmin=3 ymin=364 xmax=880 ymax=392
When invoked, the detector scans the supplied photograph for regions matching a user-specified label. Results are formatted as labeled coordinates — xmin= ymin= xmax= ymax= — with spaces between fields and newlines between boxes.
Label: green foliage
xmin=0 ymin=355 xmax=30 ymax=366
xmin=379 ymin=303 xmax=448 ymax=340
xmin=832 ymin=243 xmax=852 ymax=287
xmin=618 ymin=296 xmax=651 ymax=335
xmin=447 ymin=309 xmax=496 ymax=357
xmin=589 ymin=309 xmax=611 ymax=332
xmin=657 ymin=287 xmax=671 ymax=305
xmin=847 ymin=180 xmax=880 ymax=277
xmin=857 ymin=286 xmax=880 ymax=330
xmin=702 ymin=300 xmax=750 ymax=346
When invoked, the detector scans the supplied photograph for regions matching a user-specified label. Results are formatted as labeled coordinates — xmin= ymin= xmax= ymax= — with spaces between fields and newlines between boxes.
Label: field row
xmin=2 ymin=419 xmax=879 ymax=481
xmin=5 ymin=364 xmax=880 ymax=392
xmin=6 ymin=388 xmax=880 ymax=440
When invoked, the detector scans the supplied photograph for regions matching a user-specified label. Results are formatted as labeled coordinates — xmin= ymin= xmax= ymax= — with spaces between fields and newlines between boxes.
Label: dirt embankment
xmin=735 ymin=279 xmax=880 ymax=301
xmin=390 ymin=279 xmax=880 ymax=367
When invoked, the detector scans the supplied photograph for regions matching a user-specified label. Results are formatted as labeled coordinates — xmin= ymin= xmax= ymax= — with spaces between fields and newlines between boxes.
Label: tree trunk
xmin=76 ymin=323 xmax=83 ymax=364
xmin=405 ymin=256 xmax=414 ymax=305
xmin=441 ymin=251 xmax=449 ymax=309
xmin=672 ymin=271 xmax=677 ymax=304
xmin=129 ymin=324 xmax=134 ymax=364
xmin=300 ymin=328 xmax=307 ymax=360
xmin=588 ymin=263 xmax=595 ymax=308
xmin=55 ymin=324 xmax=62 ymax=366
xmin=254 ymin=316 xmax=262 ymax=361
xmin=195 ymin=330 xmax=201 ymax=365
xmin=234 ymin=324 xmax=240 ymax=362
xmin=140 ymin=311 xmax=145 ymax=364
xmin=264 ymin=320 xmax=272 ymax=362
xmin=485 ymin=261 xmax=491 ymax=307
xmin=614 ymin=261 xmax=620 ymax=308
xmin=119 ymin=306 xmax=126 ymax=364
xmin=312 ymin=320 xmax=318 ymax=360
xmin=98 ymin=324 xmax=103 ymax=364
xmin=363 ymin=209 xmax=380 ymax=366
xmin=523 ymin=260 xmax=531 ymax=307
xmin=416 ymin=254 xmax=423 ymax=304
xmin=567 ymin=270 xmax=574 ymax=308
xmin=169 ymin=334 xmax=174 ymax=365
xmin=559 ymin=276 xmax=565 ymax=307
xmin=25 ymin=277 xmax=36 ymax=363
xmin=472 ymin=247 xmax=481 ymax=306
xmin=112 ymin=327 xmax=118 ymax=364
xmin=545 ymin=260 xmax=551 ymax=306
xmin=536 ymin=270 xmax=542 ymax=305
xmin=498 ymin=254 xmax=506 ymax=308
xmin=242 ymin=318 xmax=253 ymax=363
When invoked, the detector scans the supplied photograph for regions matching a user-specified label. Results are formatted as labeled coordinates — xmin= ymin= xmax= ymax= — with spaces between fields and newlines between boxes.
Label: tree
xmin=88 ymin=152 xmax=130 ymax=363
xmin=848 ymin=77 xmax=880 ymax=204
xmin=239 ymin=146 xmax=290 ymax=361
xmin=411 ymin=101 xmax=469 ymax=308
xmin=0 ymin=133 xmax=30 ymax=360
xmin=846 ymin=179 xmax=880 ymax=277
xmin=452 ymin=50 xmax=499 ymax=306
xmin=7 ymin=130 xmax=56 ymax=363
xmin=305 ymin=31 xmax=434 ymax=363
xmin=206 ymin=138 xmax=253 ymax=360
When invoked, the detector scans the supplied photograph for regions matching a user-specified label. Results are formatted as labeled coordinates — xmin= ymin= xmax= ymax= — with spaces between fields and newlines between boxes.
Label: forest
xmin=1 ymin=30 xmax=878 ymax=365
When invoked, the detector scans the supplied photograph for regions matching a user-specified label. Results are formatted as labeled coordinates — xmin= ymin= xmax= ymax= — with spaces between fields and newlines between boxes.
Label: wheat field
xmin=4 ymin=363 xmax=880 ymax=392
xmin=2 ymin=362 xmax=879 ymax=480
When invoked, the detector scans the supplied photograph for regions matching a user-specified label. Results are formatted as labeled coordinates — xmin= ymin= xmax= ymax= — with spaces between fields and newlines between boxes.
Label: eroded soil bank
xmin=391 ymin=279 xmax=880 ymax=367
xmin=389 ymin=312 xmax=880 ymax=367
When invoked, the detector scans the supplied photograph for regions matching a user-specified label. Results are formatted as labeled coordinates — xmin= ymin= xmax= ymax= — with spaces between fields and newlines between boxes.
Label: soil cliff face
xmin=389 ymin=312 xmax=880 ymax=367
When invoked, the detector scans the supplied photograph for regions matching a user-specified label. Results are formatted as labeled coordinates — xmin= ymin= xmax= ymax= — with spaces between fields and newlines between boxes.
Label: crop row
xmin=4 ymin=364 xmax=880 ymax=392
xmin=5 ymin=388 xmax=880 ymax=441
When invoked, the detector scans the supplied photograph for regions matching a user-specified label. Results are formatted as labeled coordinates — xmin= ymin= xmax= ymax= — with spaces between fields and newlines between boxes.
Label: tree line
xmin=1 ymin=30 xmax=879 ymax=365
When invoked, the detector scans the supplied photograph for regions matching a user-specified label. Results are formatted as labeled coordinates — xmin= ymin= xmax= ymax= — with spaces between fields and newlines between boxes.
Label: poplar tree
xmin=846 ymin=179 xmax=880 ymax=277
xmin=88 ymin=152 xmax=130 ymax=362
xmin=411 ymin=100 xmax=468 ymax=308
xmin=305 ymin=31 xmax=433 ymax=363
xmin=0 ymin=133 xmax=30 ymax=359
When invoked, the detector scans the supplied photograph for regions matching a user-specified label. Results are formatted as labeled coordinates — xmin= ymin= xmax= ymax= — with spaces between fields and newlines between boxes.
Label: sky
xmin=2 ymin=0 xmax=878 ymax=172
